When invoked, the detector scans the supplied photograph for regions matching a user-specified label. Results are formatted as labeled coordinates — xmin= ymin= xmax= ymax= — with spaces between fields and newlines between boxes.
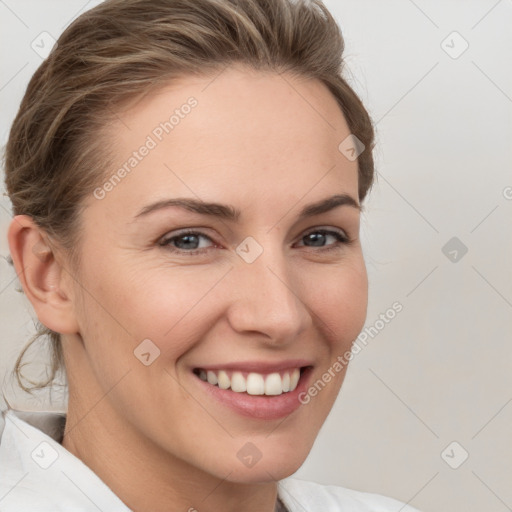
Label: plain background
xmin=1 ymin=1 xmax=511 ymax=511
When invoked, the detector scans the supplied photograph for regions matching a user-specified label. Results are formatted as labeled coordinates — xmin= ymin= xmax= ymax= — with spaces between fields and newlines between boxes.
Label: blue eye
xmin=159 ymin=228 xmax=352 ymax=256
xmin=297 ymin=229 xmax=351 ymax=252
xmin=159 ymin=230 xmax=214 ymax=255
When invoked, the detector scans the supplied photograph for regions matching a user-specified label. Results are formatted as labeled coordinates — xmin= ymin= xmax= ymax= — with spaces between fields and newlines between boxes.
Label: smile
xmin=193 ymin=368 xmax=304 ymax=396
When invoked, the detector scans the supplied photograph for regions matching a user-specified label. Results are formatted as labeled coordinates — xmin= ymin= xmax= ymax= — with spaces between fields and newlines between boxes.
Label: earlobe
xmin=7 ymin=215 xmax=80 ymax=335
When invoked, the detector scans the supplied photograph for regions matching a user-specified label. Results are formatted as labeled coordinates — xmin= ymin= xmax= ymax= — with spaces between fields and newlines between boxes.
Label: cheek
xmin=304 ymin=258 xmax=368 ymax=349
xmin=80 ymin=261 xmax=230 ymax=360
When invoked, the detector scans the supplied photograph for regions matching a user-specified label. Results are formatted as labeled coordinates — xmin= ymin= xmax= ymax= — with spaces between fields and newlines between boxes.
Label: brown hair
xmin=3 ymin=0 xmax=375 ymax=394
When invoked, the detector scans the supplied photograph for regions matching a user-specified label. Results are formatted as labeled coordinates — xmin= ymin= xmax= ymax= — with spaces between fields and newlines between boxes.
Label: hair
xmin=3 ymin=0 xmax=376 ymax=395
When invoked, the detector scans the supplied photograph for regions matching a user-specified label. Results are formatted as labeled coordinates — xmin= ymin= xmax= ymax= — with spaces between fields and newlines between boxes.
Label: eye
xmin=159 ymin=227 xmax=353 ymax=257
xmin=296 ymin=228 xmax=352 ymax=252
xmin=159 ymin=229 xmax=216 ymax=255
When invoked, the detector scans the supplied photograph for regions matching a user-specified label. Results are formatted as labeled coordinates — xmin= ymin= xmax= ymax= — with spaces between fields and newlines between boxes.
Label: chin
xmin=221 ymin=456 xmax=306 ymax=484
xmin=212 ymin=435 xmax=314 ymax=484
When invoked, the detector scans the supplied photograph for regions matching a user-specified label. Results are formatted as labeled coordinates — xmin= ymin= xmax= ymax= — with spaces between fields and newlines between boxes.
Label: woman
xmin=1 ymin=0 xmax=422 ymax=510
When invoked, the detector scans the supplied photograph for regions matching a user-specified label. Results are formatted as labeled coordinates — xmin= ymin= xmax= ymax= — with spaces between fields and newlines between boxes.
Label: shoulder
xmin=278 ymin=477 xmax=422 ymax=512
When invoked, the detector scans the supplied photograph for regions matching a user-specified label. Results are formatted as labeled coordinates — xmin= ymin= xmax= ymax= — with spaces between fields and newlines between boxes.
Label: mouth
xmin=191 ymin=364 xmax=313 ymax=420
xmin=192 ymin=366 xmax=311 ymax=396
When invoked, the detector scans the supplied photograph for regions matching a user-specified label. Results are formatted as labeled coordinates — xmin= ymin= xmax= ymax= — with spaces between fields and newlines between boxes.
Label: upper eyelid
xmin=301 ymin=226 xmax=347 ymax=236
xmin=161 ymin=226 xmax=350 ymax=247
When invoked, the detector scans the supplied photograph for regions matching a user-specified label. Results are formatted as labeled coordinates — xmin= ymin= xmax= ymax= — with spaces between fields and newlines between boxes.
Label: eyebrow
xmin=132 ymin=193 xmax=360 ymax=222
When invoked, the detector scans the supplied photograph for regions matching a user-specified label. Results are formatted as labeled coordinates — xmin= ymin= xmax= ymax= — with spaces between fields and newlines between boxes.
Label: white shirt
xmin=0 ymin=409 xmax=422 ymax=511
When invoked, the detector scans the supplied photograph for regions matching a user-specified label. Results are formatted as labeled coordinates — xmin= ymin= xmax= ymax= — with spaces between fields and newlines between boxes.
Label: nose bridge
xmin=227 ymin=235 xmax=311 ymax=340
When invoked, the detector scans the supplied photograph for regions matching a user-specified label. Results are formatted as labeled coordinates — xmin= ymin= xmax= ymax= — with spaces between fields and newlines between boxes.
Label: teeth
xmin=246 ymin=373 xmax=265 ymax=395
xmin=231 ymin=372 xmax=247 ymax=392
xmin=206 ymin=370 xmax=218 ymax=385
xmin=217 ymin=370 xmax=230 ymax=390
xmin=290 ymin=368 xmax=300 ymax=390
xmin=282 ymin=372 xmax=290 ymax=392
xmin=264 ymin=373 xmax=282 ymax=396
xmin=196 ymin=368 xmax=303 ymax=396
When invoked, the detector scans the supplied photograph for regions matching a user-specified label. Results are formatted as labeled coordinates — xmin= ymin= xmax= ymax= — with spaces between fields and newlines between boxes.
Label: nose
xmin=225 ymin=240 xmax=312 ymax=344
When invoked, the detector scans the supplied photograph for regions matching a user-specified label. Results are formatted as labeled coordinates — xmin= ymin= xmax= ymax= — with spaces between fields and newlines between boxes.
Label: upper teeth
xmin=197 ymin=368 xmax=301 ymax=396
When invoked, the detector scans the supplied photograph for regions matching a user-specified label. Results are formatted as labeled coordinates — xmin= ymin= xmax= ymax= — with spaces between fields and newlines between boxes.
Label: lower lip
xmin=193 ymin=367 xmax=313 ymax=420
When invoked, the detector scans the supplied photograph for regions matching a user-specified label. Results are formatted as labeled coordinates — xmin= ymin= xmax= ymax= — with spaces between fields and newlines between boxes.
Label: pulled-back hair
xmin=3 ymin=0 xmax=375 ymax=394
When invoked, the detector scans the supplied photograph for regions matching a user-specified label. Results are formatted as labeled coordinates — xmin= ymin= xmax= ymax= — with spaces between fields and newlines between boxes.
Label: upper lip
xmin=193 ymin=359 xmax=314 ymax=374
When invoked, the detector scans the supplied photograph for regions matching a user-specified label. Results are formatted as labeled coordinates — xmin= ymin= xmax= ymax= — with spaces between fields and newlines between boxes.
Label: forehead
xmin=90 ymin=66 xmax=359 ymax=221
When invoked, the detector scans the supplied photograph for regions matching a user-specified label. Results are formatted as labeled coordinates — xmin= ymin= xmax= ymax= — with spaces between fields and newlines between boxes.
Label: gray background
xmin=1 ymin=1 xmax=511 ymax=511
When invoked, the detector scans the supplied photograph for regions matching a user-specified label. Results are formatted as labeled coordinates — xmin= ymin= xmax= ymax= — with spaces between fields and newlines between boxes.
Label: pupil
xmin=177 ymin=234 xmax=198 ymax=249
xmin=306 ymin=232 xmax=325 ymax=247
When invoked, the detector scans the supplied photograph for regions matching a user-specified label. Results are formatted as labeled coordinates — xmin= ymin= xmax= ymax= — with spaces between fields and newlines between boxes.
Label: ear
xmin=7 ymin=215 xmax=80 ymax=335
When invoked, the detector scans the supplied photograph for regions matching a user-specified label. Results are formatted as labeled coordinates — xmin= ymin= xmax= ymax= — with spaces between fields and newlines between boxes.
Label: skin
xmin=8 ymin=65 xmax=368 ymax=512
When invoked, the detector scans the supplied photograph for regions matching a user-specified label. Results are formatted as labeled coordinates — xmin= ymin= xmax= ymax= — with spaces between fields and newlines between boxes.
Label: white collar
xmin=0 ymin=408 xmax=132 ymax=510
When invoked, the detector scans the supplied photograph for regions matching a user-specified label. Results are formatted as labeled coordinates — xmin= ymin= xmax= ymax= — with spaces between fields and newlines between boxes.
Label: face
xmin=66 ymin=65 xmax=368 ymax=482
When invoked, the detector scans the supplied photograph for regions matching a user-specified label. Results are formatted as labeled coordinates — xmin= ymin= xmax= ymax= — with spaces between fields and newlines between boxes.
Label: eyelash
xmin=158 ymin=228 xmax=353 ymax=256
